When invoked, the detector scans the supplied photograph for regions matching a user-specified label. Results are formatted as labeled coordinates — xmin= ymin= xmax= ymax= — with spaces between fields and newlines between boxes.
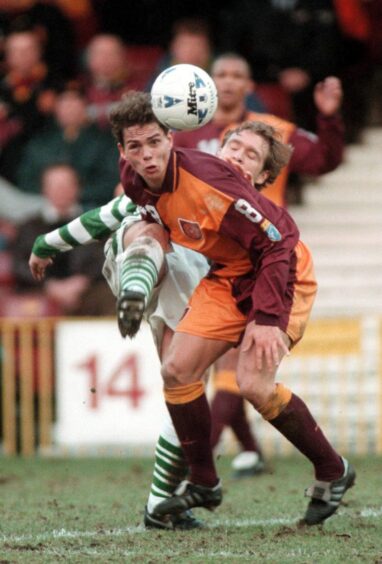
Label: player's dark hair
xmin=109 ymin=91 xmax=169 ymax=145
xmin=221 ymin=121 xmax=293 ymax=188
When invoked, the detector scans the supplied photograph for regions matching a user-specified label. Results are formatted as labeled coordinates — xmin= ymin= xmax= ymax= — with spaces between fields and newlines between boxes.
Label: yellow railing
xmin=1 ymin=318 xmax=55 ymax=456
xmin=1 ymin=316 xmax=382 ymax=456
xmin=239 ymin=316 xmax=382 ymax=457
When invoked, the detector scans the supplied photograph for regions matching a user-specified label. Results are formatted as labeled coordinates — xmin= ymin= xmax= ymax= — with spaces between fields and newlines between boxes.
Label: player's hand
xmin=241 ymin=323 xmax=289 ymax=372
xmin=223 ymin=157 xmax=253 ymax=183
xmin=314 ymin=76 xmax=343 ymax=117
xmin=29 ymin=253 xmax=53 ymax=281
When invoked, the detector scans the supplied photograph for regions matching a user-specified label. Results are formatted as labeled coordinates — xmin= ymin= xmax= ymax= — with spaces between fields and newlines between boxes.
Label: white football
xmin=150 ymin=64 xmax=218 ymax=131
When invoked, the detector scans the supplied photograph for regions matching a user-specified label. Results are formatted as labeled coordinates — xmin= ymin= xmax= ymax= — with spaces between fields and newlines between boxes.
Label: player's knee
xmin=123 ymin=220 xmax=169 ymax=251
xmin=140 ymin=223 xmax=170 ymax=251
xmin=161 ymin=357 xmax=193 ymax=387
xmin=238 ymin=375 xmax=275 ymax=408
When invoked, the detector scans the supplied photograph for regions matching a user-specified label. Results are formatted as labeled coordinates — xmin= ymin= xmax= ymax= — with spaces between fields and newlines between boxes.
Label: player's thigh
xmin=159 ymin=324 xmax=174 ymax=362
xmin=215 ymin=347 xmax=240 ymax=372
xmin=162 ymin=331 xmax=230 ymax=386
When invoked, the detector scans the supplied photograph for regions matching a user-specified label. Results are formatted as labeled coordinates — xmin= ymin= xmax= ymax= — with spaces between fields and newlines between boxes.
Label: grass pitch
xmin=1 ymin=454 xmax=381 ymax=563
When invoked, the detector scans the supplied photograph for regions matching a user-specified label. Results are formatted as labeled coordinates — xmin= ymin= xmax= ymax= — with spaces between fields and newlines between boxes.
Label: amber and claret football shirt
xmin=120 ymin=148 xmax=301 ymax=327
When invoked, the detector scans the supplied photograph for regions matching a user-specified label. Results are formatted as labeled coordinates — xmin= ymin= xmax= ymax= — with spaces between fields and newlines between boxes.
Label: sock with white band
xmin=120 ymin=236 xmax=164 ymax=303
xmin=147 ymin=413 xmax=188 ymax=514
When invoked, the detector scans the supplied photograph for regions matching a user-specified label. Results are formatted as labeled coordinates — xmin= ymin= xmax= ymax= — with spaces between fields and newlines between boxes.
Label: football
xmin=150 ymin=64 xmax=218 ymax=131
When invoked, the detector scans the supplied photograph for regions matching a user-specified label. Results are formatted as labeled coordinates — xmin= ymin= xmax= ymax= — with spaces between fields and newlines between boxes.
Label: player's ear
xmin=118 ymin=142 xmax=126 ymax=160
xmin=256 ymin=169 xmax=270 ymax=187
xmin=167 ymin=130 xmax=174 ymax=145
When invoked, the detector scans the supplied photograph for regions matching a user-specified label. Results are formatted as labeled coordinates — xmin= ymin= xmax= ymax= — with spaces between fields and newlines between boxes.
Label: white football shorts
xmin=102 ymin=217 xmax=209 ymax=349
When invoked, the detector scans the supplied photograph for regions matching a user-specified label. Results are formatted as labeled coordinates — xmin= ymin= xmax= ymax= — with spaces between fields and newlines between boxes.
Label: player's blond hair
xmin=109 ymin=91 xmax=169 ymax=145
xmin=221 ymin=121 xmax=293 ymax=188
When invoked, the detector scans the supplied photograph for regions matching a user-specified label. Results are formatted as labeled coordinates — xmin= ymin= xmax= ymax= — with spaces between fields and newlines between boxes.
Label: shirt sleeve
xmin=288 ymin=113 xmax=345 ymax=176
xmin=32 ymin=195 xmax=138 ymax=258
xmin=219 ymin=189 xmax=299 ymax=325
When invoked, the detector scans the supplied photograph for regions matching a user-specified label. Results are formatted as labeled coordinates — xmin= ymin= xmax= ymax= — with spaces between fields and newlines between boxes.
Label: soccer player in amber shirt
xmin=175 ymin=53 xmax=345 ymax=473
xmin=109 ymin=92 xmax=355 ymax=526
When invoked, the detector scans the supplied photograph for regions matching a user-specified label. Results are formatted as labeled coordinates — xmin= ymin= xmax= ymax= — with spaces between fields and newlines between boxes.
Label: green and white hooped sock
xmin=147 ymin=413 xmax=188 ymax=514
xmin=120 ymin=236 xmax=164 ymax=305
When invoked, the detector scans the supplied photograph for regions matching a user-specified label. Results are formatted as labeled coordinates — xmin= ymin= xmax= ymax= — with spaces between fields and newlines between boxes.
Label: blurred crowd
xmin=0 ymin=0 xmax=381 ymax=317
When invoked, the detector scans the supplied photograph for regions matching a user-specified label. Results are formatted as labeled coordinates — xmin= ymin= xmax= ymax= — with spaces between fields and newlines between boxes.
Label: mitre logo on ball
xmin=151 ymin=64 xmax=218 ymax=131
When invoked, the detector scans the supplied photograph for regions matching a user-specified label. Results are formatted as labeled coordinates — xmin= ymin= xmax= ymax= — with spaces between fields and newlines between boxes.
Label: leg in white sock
xmin=147 ymin=411 xmax=187 ymax=514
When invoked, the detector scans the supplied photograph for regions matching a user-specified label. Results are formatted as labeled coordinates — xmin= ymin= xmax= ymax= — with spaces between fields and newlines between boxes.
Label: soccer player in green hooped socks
xmin=29 ymin=191 xmax=208 ymax=529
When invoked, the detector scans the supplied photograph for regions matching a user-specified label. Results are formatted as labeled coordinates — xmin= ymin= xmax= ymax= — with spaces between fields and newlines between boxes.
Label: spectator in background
xmin=146 ymin=17 xmax=214 ymax=93
xmin=82 ymin=34 xmax=142 ymax=129
xmin=12 ymin=163 xmax=115 ymax=316
xmin=165 ymin=17 xmax=213 ymax=71
xmin=6 ymin=0 xmax=79 ymax=82
xmin=0 ymin=29 xmax=58 ymax=183
xmin=0 ymin=0 xmax=99 ymax=52
xmin=147 ymin=18 xmax=266 ymax=112
xmin=218 ymin=0 xmax=344 ymax=130
xmin=16 ymin=84 xmax=119 ymax=208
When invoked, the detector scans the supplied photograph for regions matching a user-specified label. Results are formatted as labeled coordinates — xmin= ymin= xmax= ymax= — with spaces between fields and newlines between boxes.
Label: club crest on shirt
xmin=178 ymin=218 xmax=203 ymax=240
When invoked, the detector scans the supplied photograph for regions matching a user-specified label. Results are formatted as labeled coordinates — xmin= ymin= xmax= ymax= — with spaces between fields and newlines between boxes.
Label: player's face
xmin=219 ymin=129 xmax=270 ymax=186
xmin=212 ymin=59 xmax=252 ymax=110
xmin=118 ymin=123 xmax=173 ymax=190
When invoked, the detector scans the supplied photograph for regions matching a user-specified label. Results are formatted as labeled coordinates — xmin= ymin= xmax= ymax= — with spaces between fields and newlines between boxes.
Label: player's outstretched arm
xmin=33 ymin=195 xmax=137 ymax=256
xmin=29 ymin=194 xmax=139 ymax=274
xmin=289 ymin=76 xmax=344 ymax=175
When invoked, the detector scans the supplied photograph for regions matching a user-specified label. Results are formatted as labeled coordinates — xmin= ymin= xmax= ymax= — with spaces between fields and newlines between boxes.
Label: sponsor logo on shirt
xmin=204 ymin=193 xmax=227 ymax=212
xmin=260 ymin=219 xmax=282 ymax=242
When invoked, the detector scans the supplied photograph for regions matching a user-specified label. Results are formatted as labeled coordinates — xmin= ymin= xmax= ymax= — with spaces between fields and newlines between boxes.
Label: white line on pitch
xmin=1 ymin=508 xmax=381 ymax=545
